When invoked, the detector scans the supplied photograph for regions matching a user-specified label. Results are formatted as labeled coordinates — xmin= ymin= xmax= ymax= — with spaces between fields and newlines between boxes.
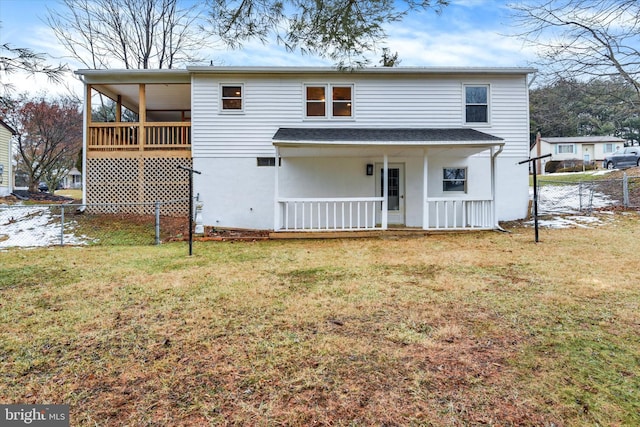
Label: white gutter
xmin=187 ymin=66 xmax=538 ymax=75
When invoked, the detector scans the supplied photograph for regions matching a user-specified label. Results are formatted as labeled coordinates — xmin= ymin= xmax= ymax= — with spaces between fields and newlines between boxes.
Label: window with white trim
xmin=332 ymin=86 xmax=352 ymax=117
xmin=221 ymin=84 xmax=243 ymax=111
xmin=443 ymin=167 xmax=467 ymax=192
xmin=305 ymin=85 xmax=326 ymax=117
xmin=556 ymin=144 xmax=575 ymax=154
xmin=603 ymin=143 xmax=615 ymax=153
xmin=305 ymin=84 xmax=353 ymax=118
xmin=464 ymin=85 xmax=489 ymax=124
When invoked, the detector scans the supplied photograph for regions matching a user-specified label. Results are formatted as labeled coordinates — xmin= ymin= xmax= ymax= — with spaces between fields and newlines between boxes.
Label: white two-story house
xmin=75 ymin=66 xmax=535 ymax=233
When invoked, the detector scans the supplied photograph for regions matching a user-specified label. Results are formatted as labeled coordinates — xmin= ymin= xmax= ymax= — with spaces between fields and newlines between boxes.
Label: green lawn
xmin=54 ymin=189 xmax=82 ymax=200
xmin=1 ymin=215 xmax=639 ymax=425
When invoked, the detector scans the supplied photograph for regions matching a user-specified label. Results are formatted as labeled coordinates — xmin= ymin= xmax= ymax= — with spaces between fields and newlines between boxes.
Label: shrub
xmin=547 ymin=159 xmax=598 ymax=173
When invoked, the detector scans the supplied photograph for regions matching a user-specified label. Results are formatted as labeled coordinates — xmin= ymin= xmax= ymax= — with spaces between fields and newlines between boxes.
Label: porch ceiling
xmin=273 ymin=128 xmax=504 ymax=157
xmin=89 ymin=82 xmax=191 ymax=121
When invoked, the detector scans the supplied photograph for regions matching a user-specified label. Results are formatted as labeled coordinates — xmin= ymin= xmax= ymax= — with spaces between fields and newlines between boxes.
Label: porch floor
xmin=269 ymin=227 xmax=490 ymax=239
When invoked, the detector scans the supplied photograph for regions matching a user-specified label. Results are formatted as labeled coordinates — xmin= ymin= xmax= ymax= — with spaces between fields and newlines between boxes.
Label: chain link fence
xmin=0 ymin=200 xmax=190 ymax=249
xmin=537 ymin=174 xmax=640 ymax=214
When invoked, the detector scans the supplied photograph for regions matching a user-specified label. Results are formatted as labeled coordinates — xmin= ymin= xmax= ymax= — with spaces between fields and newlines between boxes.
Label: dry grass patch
xmin=1 ymin=214 xmax=639 ymax=425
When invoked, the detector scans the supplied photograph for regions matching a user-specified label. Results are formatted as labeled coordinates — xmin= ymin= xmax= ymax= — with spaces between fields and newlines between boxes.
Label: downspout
xmin=491 ymin=144 xmax=505 ymax=231
xmin=79 ymin=75 xmax=88 ymax=208
xmin=273 ymin=146 xmax=280 ymax=231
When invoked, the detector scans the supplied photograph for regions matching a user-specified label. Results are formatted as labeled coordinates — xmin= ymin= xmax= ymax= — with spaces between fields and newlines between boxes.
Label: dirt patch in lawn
xmin=1 ymin=191 xmax=75 ymax=204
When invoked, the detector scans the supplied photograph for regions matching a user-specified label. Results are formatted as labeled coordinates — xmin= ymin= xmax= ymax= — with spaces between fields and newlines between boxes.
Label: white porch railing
xmin=277 ymin=197 xmax=384 ymax=231
xmin=426 ymin=198 xmax=494 ymax=229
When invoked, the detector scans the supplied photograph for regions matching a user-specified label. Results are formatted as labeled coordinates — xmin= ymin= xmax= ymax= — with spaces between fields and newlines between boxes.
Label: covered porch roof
xmin=75 ymin=69 xmax=191 ymax=122
xmin=272 ymin=128 xmax=504 ymax=157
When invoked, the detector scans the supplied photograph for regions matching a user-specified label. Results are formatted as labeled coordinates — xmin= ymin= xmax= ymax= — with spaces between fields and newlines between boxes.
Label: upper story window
xmin=221 ymin=84 xmax=243 ymax=112
xmin=306 ymin=86 xmax=326 ymax=117
xmin=464 ymin=85 xmax=489 ymax=124
xmin=332 ymin=86 xmax=352 ymax=117
xmin=556 ymin=144 xmax=575 ymax=154
xmin=305 ymin=84 xmax=353 ymax=119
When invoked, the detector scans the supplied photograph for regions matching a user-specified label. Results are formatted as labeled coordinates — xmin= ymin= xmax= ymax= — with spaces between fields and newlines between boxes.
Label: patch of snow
xmin=0 ymin=204 xmax=91 ymax=248
xmin=525 ymin=214 xmax=609 ymax=229
xmin=531 ymin=185 xmax=618 ymax=214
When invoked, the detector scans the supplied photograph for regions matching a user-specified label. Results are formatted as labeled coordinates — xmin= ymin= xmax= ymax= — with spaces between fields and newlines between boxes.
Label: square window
xmin=603 ymin=143 xmax=615 ymax=153
xmin=221 ymin=85 xmax=243 ymax=111
xmin=443 ymin=167 xmax=467 ymax=192
xmin=305 ymin=84 xmax=354 ymax=118
xmin=465 ymin=85 xmax=488 ymax=124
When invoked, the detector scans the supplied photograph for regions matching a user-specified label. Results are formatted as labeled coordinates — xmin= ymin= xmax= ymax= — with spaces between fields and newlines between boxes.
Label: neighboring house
xmin=75 ymin=66 xmax=535 ymax=233
xmin=62 ymin=167 xmax=82 ymax=189
xmin=531 ymin=135 xmax=627 ymax=172
xmin=0 ymin=119 xmax=17 ymax=197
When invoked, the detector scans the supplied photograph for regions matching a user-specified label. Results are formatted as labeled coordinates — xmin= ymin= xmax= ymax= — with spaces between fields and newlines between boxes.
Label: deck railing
xmin=88 ymin=122 xmax=191 ymax=151
xmin=426 ymin=198 xmax=494 ymax=229
xmin=277 ymin=197 xmax=384 ymax=231
xmin=145 ymin=122 xmax=191 ymax=149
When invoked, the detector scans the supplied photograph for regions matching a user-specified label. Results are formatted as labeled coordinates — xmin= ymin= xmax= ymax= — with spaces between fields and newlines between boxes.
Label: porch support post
xmin=138 ymin=84 xmax=146 ymax=151
xmin=382 ymin=153 xmax=388 ymax=229
xmin=82 ymin=84 xmax=91 ymax=204
xmin=116 ymin=95 xmax=122 ymax=122
xmin=423 ymin=149 xmax=429 ymax=230
xmin=138 ymin=84 xmax=146 ymax=214
xmin=273 ymin=146 xmax=280 ymax=231
xmin=491 ymin=145 xmax=504 ymax=228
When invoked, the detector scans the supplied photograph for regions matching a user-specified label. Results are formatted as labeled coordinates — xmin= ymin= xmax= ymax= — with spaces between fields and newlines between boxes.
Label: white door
xmin=376 ymin=163 xmax=405 ymax=225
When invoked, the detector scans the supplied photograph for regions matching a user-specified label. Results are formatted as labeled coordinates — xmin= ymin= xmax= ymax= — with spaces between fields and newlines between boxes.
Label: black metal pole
xmin=532 ymin=160 xmax=539 ymax=243
xmin=518 ymin=153 xmax=551 ymax=243
xmin=177 ymin=165 xmax=201 ymax=256
xmin=188 ymin=170 xmax=194 ymax=255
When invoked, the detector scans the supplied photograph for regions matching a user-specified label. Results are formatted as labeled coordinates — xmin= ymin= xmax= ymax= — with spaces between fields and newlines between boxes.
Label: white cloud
xmin=382 ymin=24 xmax=536 ymax=67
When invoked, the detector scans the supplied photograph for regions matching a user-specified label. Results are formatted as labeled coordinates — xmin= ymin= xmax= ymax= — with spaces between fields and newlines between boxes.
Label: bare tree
xmin=1 ymin=96 xmax=82 ymax=192
xmin=205 ymin=0 xmax=448 ymax=67
xmin=511 ymin=0 xmax=640 ymax=99
xmin=0 ymin=42 xmax=68 ymax=94
xmin=47 ymin=0 xmax=210 ymax=69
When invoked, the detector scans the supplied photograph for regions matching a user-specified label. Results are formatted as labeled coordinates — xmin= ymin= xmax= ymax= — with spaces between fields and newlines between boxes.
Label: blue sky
xmin=0 ymin=0 xmax=536 ymax=96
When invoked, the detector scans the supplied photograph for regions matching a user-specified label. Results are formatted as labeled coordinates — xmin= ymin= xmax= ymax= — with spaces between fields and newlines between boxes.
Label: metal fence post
xmin=60 ymin=205 xmax=65 ymax=246
xmin=579 ymin=181 xmax=583 ymax=211
xmin=155 ymin=201 xmax=161 ymax=245
xmin=623 ymin=173 xmax=629 ymax=208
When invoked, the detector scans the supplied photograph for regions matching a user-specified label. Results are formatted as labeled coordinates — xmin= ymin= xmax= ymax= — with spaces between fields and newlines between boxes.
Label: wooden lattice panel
xmin=87 ymin=156 xmax=191 ymax=216
xmin=143 ymin=157 xmax=191 ymax=216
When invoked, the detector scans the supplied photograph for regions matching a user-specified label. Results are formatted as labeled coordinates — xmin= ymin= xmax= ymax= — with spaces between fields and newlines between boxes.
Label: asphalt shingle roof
xmin=273 ymin=128 xmax=503 ymax=143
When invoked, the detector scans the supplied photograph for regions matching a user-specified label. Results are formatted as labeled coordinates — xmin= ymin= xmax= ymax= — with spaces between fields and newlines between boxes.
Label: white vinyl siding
xmin=191 ymin=72 xmax=530 ymax=158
